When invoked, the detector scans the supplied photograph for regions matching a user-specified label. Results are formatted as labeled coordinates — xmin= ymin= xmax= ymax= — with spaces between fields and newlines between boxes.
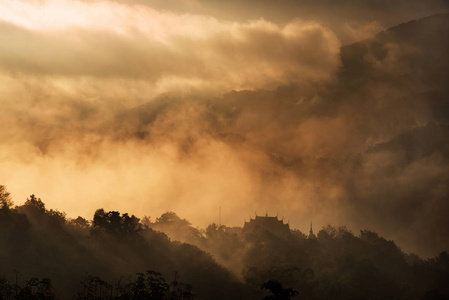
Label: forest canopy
xmin=0 ymin=185 xmax=448 ymax=299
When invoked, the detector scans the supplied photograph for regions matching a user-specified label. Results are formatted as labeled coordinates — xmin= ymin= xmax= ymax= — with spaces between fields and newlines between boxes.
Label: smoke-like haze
xmin=1 ymin=0 xmax=449 ymax=257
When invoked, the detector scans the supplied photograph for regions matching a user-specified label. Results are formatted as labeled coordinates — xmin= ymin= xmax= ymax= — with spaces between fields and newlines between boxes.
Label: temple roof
xmin=242 ymin=215 xmax=291 ymax=238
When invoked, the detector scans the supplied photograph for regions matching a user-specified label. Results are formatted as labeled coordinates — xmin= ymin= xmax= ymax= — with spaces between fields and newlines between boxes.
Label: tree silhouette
xmin=261 ymin=280 xmax=298 ymax=300
xmin=91 ymin=209 xmax=142 ymax=239
xmin=156 ymin=212 xmax=190 ymax=226
xmin=16 ymin=277 xmax=55 ymax=300
xmin=0 ymin=278 xmax=14 ymax=299
xmin=74 ymin=271 xmax=195 ymax=300
xmin=24 ymin=194 xmax=46 ymax=212
xmin=0 ymin=276 xmax=55 ymax=300
xmin=75 ymin=274 xmax=111 ymax=300
xmin=70 ymin=216 xmax=90 ymax=229
xmin=0 ymin=185 xmax=13 ymax=210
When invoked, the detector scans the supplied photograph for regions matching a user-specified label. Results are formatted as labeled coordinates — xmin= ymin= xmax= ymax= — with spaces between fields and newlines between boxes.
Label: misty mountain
xmin=340 ymin=13 xmax=449 ymax=111
xmin=331 ymin=13 xmax=449 ymax=256
xmin=108 ymin=13 xmax=449 ymax=258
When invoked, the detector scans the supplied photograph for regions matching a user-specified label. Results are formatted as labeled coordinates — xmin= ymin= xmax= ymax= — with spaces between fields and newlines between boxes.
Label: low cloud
xmin=0 ymin=0 xmax=340 ymax=94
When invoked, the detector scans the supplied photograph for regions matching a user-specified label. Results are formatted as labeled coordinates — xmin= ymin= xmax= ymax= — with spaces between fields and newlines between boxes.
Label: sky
xmin=0 ymin=0 xmax=449 ymax=257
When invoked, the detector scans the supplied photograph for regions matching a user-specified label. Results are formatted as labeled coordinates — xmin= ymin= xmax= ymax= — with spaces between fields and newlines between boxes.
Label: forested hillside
xmin=1 ymin=186 xmax=448 ymax=299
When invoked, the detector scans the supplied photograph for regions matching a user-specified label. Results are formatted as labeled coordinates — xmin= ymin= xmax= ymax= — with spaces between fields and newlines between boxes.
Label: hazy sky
xmin=1 ymin=0 xmax=449 ymax=257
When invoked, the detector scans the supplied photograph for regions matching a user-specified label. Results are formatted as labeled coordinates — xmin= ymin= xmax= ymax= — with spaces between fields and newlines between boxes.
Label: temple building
xmin=242 ymin=213 xmax=291 ymax=238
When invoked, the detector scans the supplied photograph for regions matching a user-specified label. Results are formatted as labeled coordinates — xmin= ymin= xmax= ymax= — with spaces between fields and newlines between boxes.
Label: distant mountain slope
xmin=340 ymin=13 xmax=449 ymax=87
xmin=334 ymin=14 xmax=449 ymax=256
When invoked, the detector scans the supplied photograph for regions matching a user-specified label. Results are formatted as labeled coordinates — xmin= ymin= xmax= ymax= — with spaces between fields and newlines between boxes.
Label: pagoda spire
xmin=307 ymin=220 xmax=317 ymax=239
